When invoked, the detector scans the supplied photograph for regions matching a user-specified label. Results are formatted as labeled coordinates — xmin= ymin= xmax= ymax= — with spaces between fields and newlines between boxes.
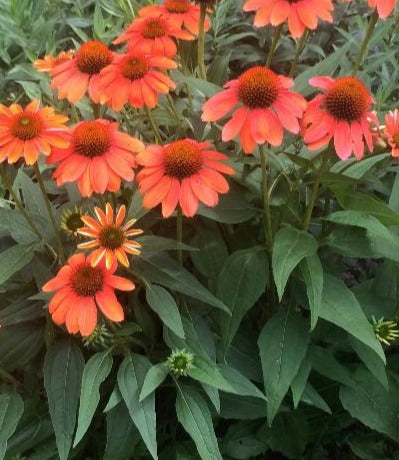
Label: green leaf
xmin=325 ymin=210 xmax=399 ymax=262
xmin=309 ymin=345 xmax=354 ymax=388
xmin=217 ymin=248 xmax=268 ymax=351
xmin=104 ymin=403 xmax=140 ymax=460
xmin=319 ymin=275 xmax=385 ymax=363
xmin=349 ymin=336 xmax=388 ymax=389
xmin=138 ymin=235 xmax=197 ymax=255
xmin=117 ymin=353 xmax=157 ymax=460
xmin=301 ymin=383 xmax=331 ymax=414
xmin=139 ymin=362 xmax=169 ymax=402
xmin=197 ymin=190 xmax=256 ymax=224
xmin=218 ymin=364 xmax=267 ymax=401
xmin=176 ymin=385 xmax=222 ymax=460
xmin=0 ymin=393 xmax=24 ymax=460
xmin=187 ymin=356 xmax=233 ymax=393
xmin=258 ymin=308 xmax=309 ymax=424
xmin=44 ymin=338 xmax=84 ymax=460
xmin=133 ymin=254 xmax=229 ymax=313
xmin=331 ymin=189 xmax=399 ymax=226
xmin=300 ymin=254 xmax=323 ymax=330
xmin=272 ymin=227 xmax=318 ymax=300
xmin=145 ymin=283 xmax=185 ymax=339
xmin=294 ymin=41 xmax=353 ymax=95
xmin=291 ymin=357 xmax=312 ymax=408
xmin=340 ymin=368 xmax=399 ymax=441
xmin=331 ymin=153 xmax=389 ymax=179
xmin=0 ymin=244 xmax=36 ymax=285
xmin=74 ymin=351 xmax=113 ymax=446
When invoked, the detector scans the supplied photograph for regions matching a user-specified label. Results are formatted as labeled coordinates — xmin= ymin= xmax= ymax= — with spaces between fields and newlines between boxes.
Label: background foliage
xmin=1 ymin=0 xmax=399 ymax=459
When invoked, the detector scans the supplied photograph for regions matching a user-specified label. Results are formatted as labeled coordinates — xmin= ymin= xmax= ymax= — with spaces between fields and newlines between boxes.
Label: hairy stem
xmin=197 ymin=4 xmax=207 ymax=80
xmin=266 ymin=24 xmax=283 ymax=67
xmin=145 ymin=106 xmax=162 ymax=144
xmin=33 ymin=164 xmax=65 ymax=262
xmin=302 ymin=154 xmax=329 ymax=231
xmin=176 ymin=206 xmax=183 ymax=266
xmin=352 ymin=9 xmax=379 ymax=75
xmin=288 ymin=30 xmax=309 ymax=77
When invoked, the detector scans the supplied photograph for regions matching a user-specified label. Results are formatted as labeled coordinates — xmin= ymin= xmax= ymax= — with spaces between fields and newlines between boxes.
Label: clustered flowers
xmin=1 ymin=0 xmax=397 ymax=337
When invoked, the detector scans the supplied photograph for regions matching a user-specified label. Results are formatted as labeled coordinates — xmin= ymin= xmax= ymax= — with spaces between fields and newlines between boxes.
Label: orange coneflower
xmin=139 ymin=0 xmax=211 ymax=37
xmin=51 ymin=41 xmax=114 ymax=103
xmin=77 ymin=203 xmax=143 ymax=268
xmin=136 ymin=139 xmax=234 ymax=217
xmin=0 ymin=100 xmax=69 ymax=165
xmin=42 ymin=253 xmax=135 ymax=336
xmin=302 ymin=76 xmax=378 ymax=160
xmin=243 ymin=0 xmax=334 ymax=38
xmin=368 ymin=0 xmax=396 ymax=18
xmin=97 ymin=52 xmax=176 ymax=111
xmin=47 ymin=119 xmax=144 ymax=197
xmin=201 ymin=66 xmax=307 ymax=154
xmin=34 ymin=50 xmax=75 ymax=73
xmin=384 ymin=109 xmax=399 ymax=157
xmin=113 ymin=15 xmax=193 ymax=59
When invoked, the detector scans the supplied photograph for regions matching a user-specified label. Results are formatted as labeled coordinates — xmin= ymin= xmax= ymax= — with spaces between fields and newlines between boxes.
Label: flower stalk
xmin=33 ymin=163 xmax=65 ymax=262
xmin=197 ymin=3 xmax=207 ymax=80
xmin=352 ymin=9 xmax=379 ymax=75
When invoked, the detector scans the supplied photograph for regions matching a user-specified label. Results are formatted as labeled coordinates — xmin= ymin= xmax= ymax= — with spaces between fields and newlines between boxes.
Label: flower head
xmin=51 ymin=40 xmax=114 ymax=103
xmin=0 ymin=100 xmax=69 ymax=165
xmin=47 ymin=119 xmax=144 ymax=197
xmin=384 ymin=109 xmax=399 ymax=158
xmin=302 ymin=76 xmax=378 ymax=160
xmin=167 ymin=349 xmax=194 ymax=376
xmin=113 ymin=15 xmax=193 ymax=58
xmin=372 ymin=316 xmax=399 ymax=346
xmin=368 ymin=0 xmax=396 ymax=18
xmin=78 ymin=203 xmax=143 ymax=268
xmin=42 ymin=253 xmax=135 ymax=336
xmin=243 ymin=0 xmax=334 ymax=38
xmin=34 ymin=50 xmax=74 ymax=73
xmin=139 ymin=0 xmax=211 ymax=36
xmin=202 ymin=66 xmax=307 ymax=154
xmin=136 ymin=139 xmax=234 ymax=217
xmin=60 ymin=205 xmax=85 ymax=238
xmin=97 ymin=52 xmax=176 ymax=111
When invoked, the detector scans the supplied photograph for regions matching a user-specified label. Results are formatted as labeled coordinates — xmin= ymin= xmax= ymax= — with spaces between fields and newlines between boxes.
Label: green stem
xmin=302 ymin=154 xmax=329 ymax=231
xmin=33 ymin=164 xmax=65 ymax=262
xmin=288 ymin=30 xmax=309 ymax=77
xmin=266 ymin=24 xmax=283 ymax=67
xmin=0 ymin=165 xmax=43 ymax=241
xmin=144 ymin=106 xmax=162 ymax=143
xmin=166 ymin=94 xmax=180 ymax=122
xmin=352 ymin=9 xmax=379 ymax=75
xmin=176 ymin=206 xmax=183 ymax=266
xmin=197 ymin=4 xmax=207 ymax=80
xmin=90 ymin=102 xmax=101 ymax=119
xmin=259 ymin=144 xmax=273 ymax=251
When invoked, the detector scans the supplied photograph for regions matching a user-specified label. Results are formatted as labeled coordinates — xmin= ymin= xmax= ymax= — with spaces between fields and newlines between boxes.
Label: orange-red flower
xmin=78 ymin=203 xmax=143 ymax=268
xmin=34 ymin=50 xmax=74 ymax=73
xmin=139 ymin=0 xmax=211 ymax=37
xmin=113 ymin=15 xmax=193 ymax=58
xmin=202 ymin=66 xmax=307 ymax=154
xmin=51 ymin=41 xmax=114 ymax=103
xmin=43 ymin=253 xmax=135 ymax=336
xmin=136 ymin=139 xmax=234 ymax=217
xmin=368 ymin=0 xmax=396 ymax=18
xmin=302 ymin=76 xmax=378 ymax=160
xmin=0 ymin=100 xmax=69 ymax=165
xmin=47 ymin=119 xmax=144 ymax=197
xmin=384 ymin=109 xmax=399 ymax=157
xmin=97 ymin=53 xmax=176 ymax=111
xmin=243 ymin=0 xmax=334 ymax=38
